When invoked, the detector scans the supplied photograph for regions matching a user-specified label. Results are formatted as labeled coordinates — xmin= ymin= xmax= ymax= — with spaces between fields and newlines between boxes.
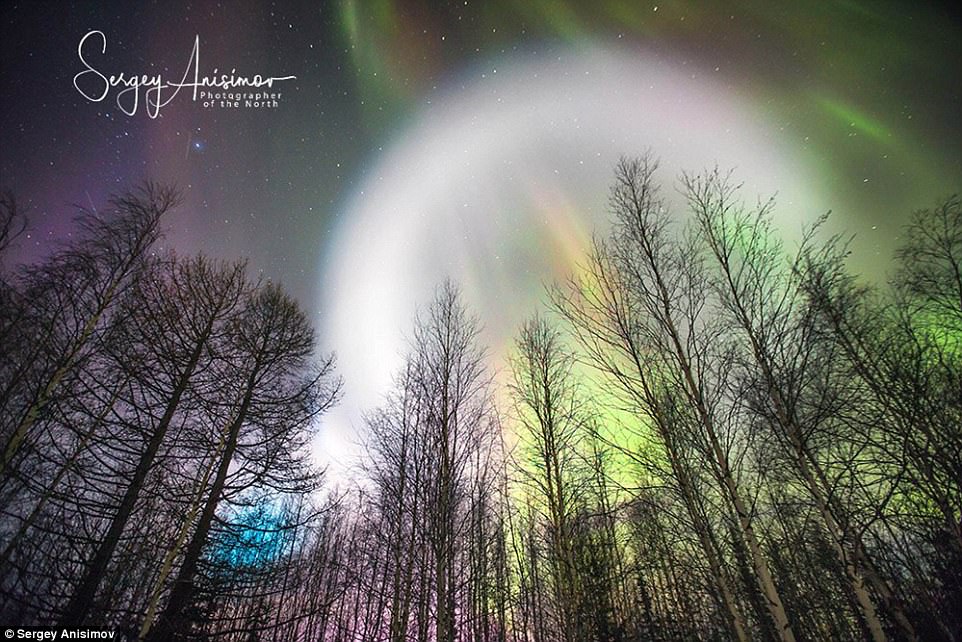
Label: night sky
xmin=2 ymin=0 xmax=960 ymax=474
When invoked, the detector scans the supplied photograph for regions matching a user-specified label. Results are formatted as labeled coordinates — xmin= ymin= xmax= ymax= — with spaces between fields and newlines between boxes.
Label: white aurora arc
xmin=317 ymin=46 xmax=829 ymax=476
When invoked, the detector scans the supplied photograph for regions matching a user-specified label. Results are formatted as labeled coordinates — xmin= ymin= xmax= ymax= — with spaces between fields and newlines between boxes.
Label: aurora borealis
xmin=1 ymin=0 xmax=960 ymax=476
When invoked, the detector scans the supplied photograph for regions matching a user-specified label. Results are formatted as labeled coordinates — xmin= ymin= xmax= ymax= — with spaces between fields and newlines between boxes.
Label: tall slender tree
xmin=144 ymin=282 xmax=339 ymax=641
xmin=59 ymin=255 xmax=249 ymax=626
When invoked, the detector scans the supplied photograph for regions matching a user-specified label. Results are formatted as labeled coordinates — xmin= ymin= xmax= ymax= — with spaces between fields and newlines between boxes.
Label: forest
xmin=0 ymin=158 xmax=959 ymax=641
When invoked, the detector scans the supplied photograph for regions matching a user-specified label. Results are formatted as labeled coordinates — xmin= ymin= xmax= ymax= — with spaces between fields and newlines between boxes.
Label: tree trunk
xmin=143 ymin=378 xmax=254 ymax=642
xmin=59 ymin=331 xmax=209 ymax=627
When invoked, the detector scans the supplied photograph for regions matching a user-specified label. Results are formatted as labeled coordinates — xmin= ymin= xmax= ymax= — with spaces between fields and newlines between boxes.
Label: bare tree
xmin=553 ymin=156 xmax=798 ymax=641
xmin=143 ymin=282 xmax=339 ymax=641
xmin=685 ymin=169 xmax=916 ymax=640
xmin=57 ymin=255 xmax=250 ymax=627
xmin=363 ymin=362 xmax=429 ymax=642
xmin=508 ymin=315 xmax=589 ymax=641
xmin=798 ymin=196 xmax=962 ymax=638
xmin=412 ymin=282 xmax=499 ymax=642
xmin=0 ymin=184 xmax=176 ymax=480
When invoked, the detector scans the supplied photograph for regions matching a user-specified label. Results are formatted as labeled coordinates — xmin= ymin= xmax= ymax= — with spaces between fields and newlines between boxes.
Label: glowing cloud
xmin=317 ymin=46 xmax=833 ymax=473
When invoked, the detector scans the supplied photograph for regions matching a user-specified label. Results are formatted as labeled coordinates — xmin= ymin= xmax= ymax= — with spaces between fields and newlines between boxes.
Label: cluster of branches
xmin=1 ymin=159 xmax=959 ymax=642
xmin=0 ymin=185 xmax=340 ymax=640
xmin=535 ymin=157 xmax=960 ymax=642
xmin=275 ymin=158 xmax=958 ymax=642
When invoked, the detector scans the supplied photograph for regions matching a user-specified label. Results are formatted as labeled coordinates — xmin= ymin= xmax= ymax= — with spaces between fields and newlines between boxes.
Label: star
xmin=185 ymin=134 xmax=207 ymax=159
